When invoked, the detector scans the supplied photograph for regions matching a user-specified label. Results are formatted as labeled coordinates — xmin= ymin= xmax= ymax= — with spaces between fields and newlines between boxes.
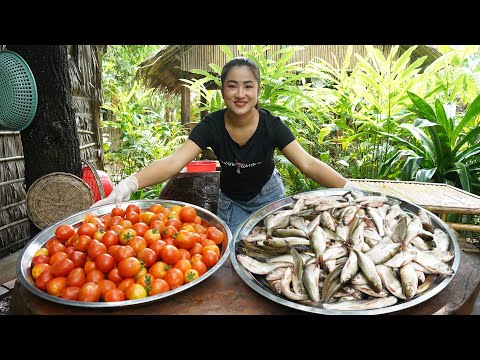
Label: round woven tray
xmin=26 ymin=172 xmax=94 ymax=229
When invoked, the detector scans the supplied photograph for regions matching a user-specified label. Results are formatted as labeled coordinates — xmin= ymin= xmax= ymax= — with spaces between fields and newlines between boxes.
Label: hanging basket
xmin=0 ymin=50 xmax=38 ymax=131
xmin=26 ymin=172 xmax=94 ymax=229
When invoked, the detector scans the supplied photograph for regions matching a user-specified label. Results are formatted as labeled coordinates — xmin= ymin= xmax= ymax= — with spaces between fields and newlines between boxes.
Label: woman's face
xmin=221 ymin=65 xmax=259 ymax=117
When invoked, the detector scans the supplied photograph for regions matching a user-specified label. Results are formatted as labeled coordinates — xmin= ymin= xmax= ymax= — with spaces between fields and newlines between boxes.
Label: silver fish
xmin=376 ymin=264 xmax=407 ymax=300
xmin=302 ymin=263 xmax=322 ymax=303
xmin=400 ymin=262 xmax=418 ymax=299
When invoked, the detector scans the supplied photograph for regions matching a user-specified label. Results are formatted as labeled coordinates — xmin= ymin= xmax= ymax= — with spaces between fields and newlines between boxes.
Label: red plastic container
xmin=82 ymin=166 xmax=114 ymax=202
xmin=186 ymin=160 xmax=217 ymax=172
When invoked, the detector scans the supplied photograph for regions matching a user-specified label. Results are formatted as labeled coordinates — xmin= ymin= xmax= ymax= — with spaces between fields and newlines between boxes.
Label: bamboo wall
xmin=0 ymin=45 xmax=104 ymax=259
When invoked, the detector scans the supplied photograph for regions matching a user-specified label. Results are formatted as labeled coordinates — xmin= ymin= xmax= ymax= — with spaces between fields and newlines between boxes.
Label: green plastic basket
xmin=0 ymin=50 xmax=38 ymax=131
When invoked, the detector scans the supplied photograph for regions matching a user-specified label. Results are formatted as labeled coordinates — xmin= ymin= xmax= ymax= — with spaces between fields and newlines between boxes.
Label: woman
xmin=94 ymin=56 xmax=354 ymax=234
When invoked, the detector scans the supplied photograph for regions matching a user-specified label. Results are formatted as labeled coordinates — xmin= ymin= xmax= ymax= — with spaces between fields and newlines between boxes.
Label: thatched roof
xmin=137 ymin=45 xmax=442 ymax=95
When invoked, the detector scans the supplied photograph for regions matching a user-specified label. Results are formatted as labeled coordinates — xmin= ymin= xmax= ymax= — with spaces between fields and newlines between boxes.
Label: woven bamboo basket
xmin=26 ymin=172 xmax=94 ymax=229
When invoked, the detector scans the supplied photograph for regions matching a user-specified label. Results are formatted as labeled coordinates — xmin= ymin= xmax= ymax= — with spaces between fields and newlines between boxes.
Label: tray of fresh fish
xmin=230 ymin=188 xmax=460 ymax=315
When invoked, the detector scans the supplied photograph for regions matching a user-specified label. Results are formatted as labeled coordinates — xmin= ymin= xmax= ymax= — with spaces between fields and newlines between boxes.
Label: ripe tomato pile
xmin=29 ymin=203 xmax=225 ymax=302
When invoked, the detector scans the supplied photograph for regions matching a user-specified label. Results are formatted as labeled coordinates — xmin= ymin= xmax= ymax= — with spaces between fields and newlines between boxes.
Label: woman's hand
xmin=91 ymin=175 xmax=139 ymax=208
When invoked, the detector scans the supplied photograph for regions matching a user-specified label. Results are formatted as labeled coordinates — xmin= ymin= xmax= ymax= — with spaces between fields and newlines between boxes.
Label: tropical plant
xmin=377 ymin=91 xmax=480 ymax=194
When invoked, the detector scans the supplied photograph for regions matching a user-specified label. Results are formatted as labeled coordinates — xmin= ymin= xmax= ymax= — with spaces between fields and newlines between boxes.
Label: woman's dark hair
xmin=220 ymin=56 xmax=261 ymax=90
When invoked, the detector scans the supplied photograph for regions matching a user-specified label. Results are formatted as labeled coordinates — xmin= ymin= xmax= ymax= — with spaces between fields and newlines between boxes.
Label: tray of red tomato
xmin=16 ymin=200 xmax=231 ymax=307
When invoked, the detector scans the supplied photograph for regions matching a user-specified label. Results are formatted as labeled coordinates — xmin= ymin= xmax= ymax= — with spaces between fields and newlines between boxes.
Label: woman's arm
xmin=280 ymin=140 xmax=348 ymax=188
xmin=134 ymin=139 xmax=203 ymax=188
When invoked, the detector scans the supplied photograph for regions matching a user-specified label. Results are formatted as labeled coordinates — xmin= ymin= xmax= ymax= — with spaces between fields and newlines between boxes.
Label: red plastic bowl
xmin=186 ymin=160 xmax=217 ymax=172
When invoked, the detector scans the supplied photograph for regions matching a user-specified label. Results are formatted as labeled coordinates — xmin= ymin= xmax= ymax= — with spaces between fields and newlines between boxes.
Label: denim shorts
xmin=217 ymin=169 xmax=286 ymax=237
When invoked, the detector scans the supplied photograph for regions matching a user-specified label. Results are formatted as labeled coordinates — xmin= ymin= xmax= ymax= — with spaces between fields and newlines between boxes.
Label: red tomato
xmin=149 ymin=239 xmax=166 ymax=259
xmin=48 ymin=241 xmax=66 ymax=255
xmin=149 ymin=220 xmax=165 ymax=234
xmin=97 ymin=279 xmax=117 ymax=299
xmin=66 ymin=267 xmax=86 ymax=287
xmin=202 ymin=244 xmax=221 ymax=258
xmin=117 ymin=257 xmax=142 ymax=278
xmin=69 ymin=250 xmax=87 ymax=268
xmin=73 ymin=235 xmax=93 ymax=252
xmin=179 ymin=206 xmax=197 ymax=223
xmin=95 ymin=253 xmax=116 ymax=273
xmin=125 ymin=211 xmax=140 ymax=225
xmin=108 ymin=267 xmax=124 ymax=285
xmin=143 ymin=228 xmax=161 ymax=246
xmin=129 ymin=236 xmax=147 ymax=255
xmin=31 ymin=263 xmax=51 ymax=280
xmin=77 ymin=222 xmax=97 ymax=238
xmin=50 ymin=258 xmax=75 ymax=277
xmin=205 ymin=226 xmax=224 ymax=245
xmin=83 ymin=259 xmax=97 ymax=273
xmin=101 ymin=230 xmax=119 ymax=248
xmin=162 ymin=225 xmax=178 ymax=239
xmin=87 ymin=241 xmax=107 ymax=260
xmin=178 ymin=248 xmax=191 ymax=261
xmin=111 ymin=206 xmax=126 ymax=218
xmin=126 ymin=204 xmax=141 ymax=215
xmin=173 ymin=259 xmax=192 ymax=274
xmin=137 ymin=247 xmax=157 ymax=268
xmin=114 ymin=245 xmax=135 ymax=263
xmin=148 ymin=203 xmax=166 ymax=215
xmin=147 ymin=278 xmax=170 ymax=296
xmin=107 ymin=215 xmax=124 ymax=229
xmin=191 ymin=260 xmax=207 ymax=276
xmin=32 ymin=254 xmax=50 ymax=266
xmin=132 ymin=222 xmax=149 ymax=237
xmin=164 ymin=267 xmax=184 ymax=289
xmin=55 ymin=224 xmax=75 ymax=242
xmin=85 ymin=269 xmax=105 ymax=283
xmin=49 ymin=251 xmax=69 ymax=266
xmin=61 ymin=286 xmax=80 ymax=300
xmin=118 ymin=278 xmax=135 ymax=293
xmin=109 ymin=224 xmax=124 ymax=236
xmin=45 ymin=238 xmax=61 ymax=253
xmin=202 ymin=250 xmax=219 ymax=268
xmin=174 ymin=230 xmax=196 ymax=250
xmin=104 ymin=288 xmax=126 ymax=302
xmin=78 ymin=282 xmax=101 ymax=302
xmin=165 ymin=218 xmax=182 ymax=231
xmin=35 ymin=270 xmax=55 ymax=291
xmin=160 ymin=244 xmax=181 ymax=265
xmin=148 ymin=261 xmax=170 ymax=279
xmin=189 ymin=242 xmax=203 ymax=257
xmin=46 ymin=277 xmax=67 ymax=297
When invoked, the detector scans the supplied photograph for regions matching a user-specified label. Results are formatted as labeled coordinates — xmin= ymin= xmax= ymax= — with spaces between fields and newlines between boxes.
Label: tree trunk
xmin=6 ymin=45 xmax=82 ymax=236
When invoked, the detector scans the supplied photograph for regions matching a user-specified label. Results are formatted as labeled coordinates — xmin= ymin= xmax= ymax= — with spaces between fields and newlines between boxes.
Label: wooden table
xmin=9 ymin=233 xmax=480 ymax=315
xmin=351 ymin=179 xmax=480 ymax=233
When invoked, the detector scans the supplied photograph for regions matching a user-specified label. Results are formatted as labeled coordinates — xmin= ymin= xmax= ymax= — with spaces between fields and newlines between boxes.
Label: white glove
xmin=343 ymin=180 xmax=357 ymax=189
xmin=91 ymin=175 xmax=139 ymax=208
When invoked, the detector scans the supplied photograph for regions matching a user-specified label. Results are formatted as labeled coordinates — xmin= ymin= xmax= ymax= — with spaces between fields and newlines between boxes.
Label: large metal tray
xmin=229 ymin=189 xmax=460 ymax=315
xmin=17 ymin=200 xmax=232 ymax=308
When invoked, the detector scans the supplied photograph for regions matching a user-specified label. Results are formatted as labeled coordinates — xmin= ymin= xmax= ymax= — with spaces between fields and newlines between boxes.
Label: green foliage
xmin=101 ymin=45 xmax=187 ymax=199
xmin=377 ymin=91 xmax=480 ymax=193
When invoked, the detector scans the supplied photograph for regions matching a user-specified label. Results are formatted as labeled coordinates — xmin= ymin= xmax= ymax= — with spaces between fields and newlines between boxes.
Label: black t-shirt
xmin=188 ymin=108 xmax=295 ymax=201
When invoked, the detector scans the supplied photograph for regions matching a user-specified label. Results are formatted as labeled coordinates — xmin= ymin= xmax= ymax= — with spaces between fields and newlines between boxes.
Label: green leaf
xmin=415 ymin=168 xmax=437 ymax=182
xmin=452 ymin=93 xmax=480 ymax=142
xmin=407 ymin=91 xmax=436 ymax=120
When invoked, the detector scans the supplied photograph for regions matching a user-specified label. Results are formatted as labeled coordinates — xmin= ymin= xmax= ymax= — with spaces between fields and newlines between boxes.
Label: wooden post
xmin=180 ymin=80 xmax=190 ymax=131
